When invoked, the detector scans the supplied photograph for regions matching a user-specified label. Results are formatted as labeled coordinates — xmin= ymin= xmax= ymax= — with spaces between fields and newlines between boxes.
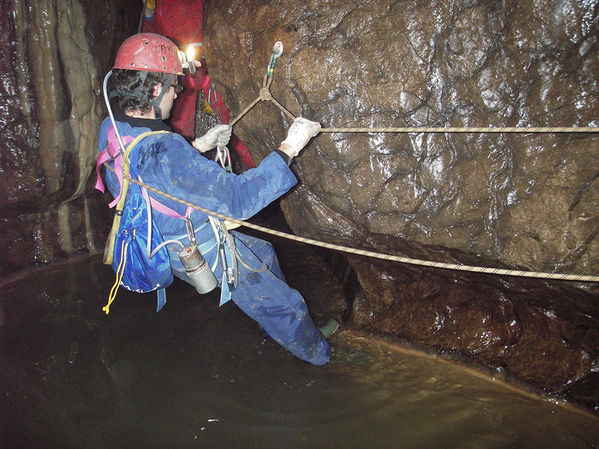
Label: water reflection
xmin=1 ymin=255 xmax=598 ymax=449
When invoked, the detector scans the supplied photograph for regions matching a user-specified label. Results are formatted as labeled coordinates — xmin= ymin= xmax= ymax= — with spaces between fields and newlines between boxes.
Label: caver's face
xmin=155 ymin=77 xmax=179 ymax=119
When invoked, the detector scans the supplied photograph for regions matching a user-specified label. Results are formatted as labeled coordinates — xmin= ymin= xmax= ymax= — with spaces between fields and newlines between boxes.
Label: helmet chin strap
xmin=108 ymin=71 xmax=174 ymax=120
xmin=150 ymin=73 xmax=174 ymax=120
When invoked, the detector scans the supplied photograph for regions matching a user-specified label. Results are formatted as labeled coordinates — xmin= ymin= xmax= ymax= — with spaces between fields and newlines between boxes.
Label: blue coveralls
xmin=98 ymin=115 xmax=330 ymax=365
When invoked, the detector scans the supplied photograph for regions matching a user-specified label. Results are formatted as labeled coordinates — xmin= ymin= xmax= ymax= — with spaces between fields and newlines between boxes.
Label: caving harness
xmin=95 ymin=122 xmax=263 ymax=314
xmin=96 ymin=129 xmax=182 ymax=314
xmin=95 ymin=32 xmax=267 ymax=316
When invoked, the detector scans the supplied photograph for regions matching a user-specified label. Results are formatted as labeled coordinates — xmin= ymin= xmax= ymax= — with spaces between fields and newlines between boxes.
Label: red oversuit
xmin=142 ymin=0 xmax=255 ymax=169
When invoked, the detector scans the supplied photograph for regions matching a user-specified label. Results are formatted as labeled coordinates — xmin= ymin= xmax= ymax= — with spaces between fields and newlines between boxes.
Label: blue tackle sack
xmin=107 ymin=182 xmax=174 ymax=294
xmin=99 ymin=130 xmax=173 ymax=314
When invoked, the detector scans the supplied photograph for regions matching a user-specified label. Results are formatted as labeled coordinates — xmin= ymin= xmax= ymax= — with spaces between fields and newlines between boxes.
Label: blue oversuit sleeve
xmin=138 ymin=133 xmax=297 ymax=219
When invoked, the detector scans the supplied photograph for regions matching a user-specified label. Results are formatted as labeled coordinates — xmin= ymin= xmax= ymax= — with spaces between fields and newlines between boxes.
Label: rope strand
xmin=136 ymin=48 xmax=598 ymax=284
xmin=102 ymin=163 xmax=599 ymax=283
xmin=232 ymin=89 xmax=599 ymax=134
xmin=238 ymin=86 xmax=598 ymax=133
xmin=319 ymin=126 xmax=599 ymax=134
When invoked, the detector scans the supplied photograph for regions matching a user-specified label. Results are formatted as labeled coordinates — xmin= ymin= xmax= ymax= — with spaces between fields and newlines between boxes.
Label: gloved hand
xmin=192 ymin=124 xmax=232 ymax=153
xmin=279 ymin=117 xmax=321 ymax=158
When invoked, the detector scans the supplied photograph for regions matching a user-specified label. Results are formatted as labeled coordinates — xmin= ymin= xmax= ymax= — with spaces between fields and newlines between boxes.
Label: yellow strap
xmin=103 ymin=239 xmax=129 ymax=315
xmin=201 ymin=98 xmax=214 ymax=115
xmin=104 ymin=131 xmax=169 ymax=265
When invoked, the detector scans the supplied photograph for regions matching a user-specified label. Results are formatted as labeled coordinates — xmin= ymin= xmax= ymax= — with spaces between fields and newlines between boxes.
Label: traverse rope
xmin=229 ymin=42 xmax=599 ymax=135
xmin=102 ymin=42 xmax=599 ymax=284
xmin=232 ymin=93 xmax=599 ymax=134
xmin=102 ymin=163 xmax=599 ymax=283
xmin=319 ymin=126 xmax=599 ymax=134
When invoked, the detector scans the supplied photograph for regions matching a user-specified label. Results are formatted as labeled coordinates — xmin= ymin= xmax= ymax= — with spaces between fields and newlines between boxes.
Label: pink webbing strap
xmin=97 ymin=126 xmax=193 ymax=219
xmin=147 ymin=196 xmax=193 ymax=219
xmin=201 ymin=75 xmax=211 ymax=90
xmin=95 ymin=152 xmax=109 ymax=193
xmin=95 ymin=127 xmax=134 ymax=208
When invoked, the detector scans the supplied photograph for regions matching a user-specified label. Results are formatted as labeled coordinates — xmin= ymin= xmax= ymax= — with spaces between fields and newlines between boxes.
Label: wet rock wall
xmin=0 ymin=0 xmax=597 ymax=408
xmin=204 ymin=0 xmax=598 ymax=276
xmin=0 ymin=0 xmax=137 ymax=275
xmin=203 ymin=0 xmax=599 ymax=406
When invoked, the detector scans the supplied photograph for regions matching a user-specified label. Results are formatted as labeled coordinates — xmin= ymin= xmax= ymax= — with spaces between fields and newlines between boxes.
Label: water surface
xmin=1 ymin=255 xmax=598 ymax=448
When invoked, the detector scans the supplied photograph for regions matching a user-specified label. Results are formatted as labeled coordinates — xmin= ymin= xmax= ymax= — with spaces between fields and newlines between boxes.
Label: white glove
xmin=279 ymin=117 xmax=321 ymax=157
xmin=192 ymin=124 xmax=232 ymax=153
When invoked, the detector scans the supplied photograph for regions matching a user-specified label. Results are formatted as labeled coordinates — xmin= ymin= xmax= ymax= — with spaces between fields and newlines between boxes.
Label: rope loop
xmin=259 ymin=87 xmax=272 ymax=101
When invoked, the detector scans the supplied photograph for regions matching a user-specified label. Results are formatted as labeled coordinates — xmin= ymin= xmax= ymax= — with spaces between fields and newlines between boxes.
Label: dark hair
xmin=110 ymin=69 xmax=173 ymax=114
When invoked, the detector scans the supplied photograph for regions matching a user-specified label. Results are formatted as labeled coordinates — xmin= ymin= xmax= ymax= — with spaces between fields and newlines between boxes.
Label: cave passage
xmin=2 ymin=2 xmax=599 ymax=446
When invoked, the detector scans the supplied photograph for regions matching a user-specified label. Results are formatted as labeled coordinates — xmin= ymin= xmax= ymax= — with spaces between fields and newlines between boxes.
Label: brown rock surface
xmin=204 ymin=0 xmax=598 ymax=275
xmin=202 ymin=0 xmax=599 ymax=407
xmin=0 ymin=0 xmax=137 ymax=274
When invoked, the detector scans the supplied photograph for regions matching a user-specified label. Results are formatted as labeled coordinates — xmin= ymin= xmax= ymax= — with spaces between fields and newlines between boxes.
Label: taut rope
xmin=102 ymin=163 xmax=599 ymax=283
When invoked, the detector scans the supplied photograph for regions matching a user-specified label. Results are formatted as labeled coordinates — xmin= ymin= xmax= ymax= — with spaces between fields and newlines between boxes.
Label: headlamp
xmin=178 ymin=43 xmax=203 ymax=75
xmin=186 ymin=46 xmax=196 ymax=64
xmin=178 ymin=50 xmax=189 ymax=68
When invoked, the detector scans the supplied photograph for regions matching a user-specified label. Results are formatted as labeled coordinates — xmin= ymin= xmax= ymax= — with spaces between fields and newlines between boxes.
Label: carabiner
xmin=184 ymin=217 xmax=196 ymax=245
xmin=208 ymin=82 xmax=217 ymax=106
xmin=215 ymin=145 xmax=233 ymax=173
xmin=266 ymin=41 xmax=284 ymax=79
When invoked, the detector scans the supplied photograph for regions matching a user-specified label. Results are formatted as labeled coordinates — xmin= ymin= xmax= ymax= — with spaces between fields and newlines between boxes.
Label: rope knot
xmin=259 ymin=87 xmax=272 ymax=101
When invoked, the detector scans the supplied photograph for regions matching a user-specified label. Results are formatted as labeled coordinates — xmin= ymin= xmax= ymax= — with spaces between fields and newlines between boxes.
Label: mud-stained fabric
xmin=98 ymin=115 xmax=330 ymax=365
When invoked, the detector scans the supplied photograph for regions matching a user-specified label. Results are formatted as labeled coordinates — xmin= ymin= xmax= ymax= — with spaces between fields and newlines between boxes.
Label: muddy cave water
xmin=1 ymin=222 xmax=598 ymax=449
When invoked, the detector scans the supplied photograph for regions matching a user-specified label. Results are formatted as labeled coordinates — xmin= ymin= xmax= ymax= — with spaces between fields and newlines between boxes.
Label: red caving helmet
xmin=113 ymin=33 xmax=184 ymax=75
